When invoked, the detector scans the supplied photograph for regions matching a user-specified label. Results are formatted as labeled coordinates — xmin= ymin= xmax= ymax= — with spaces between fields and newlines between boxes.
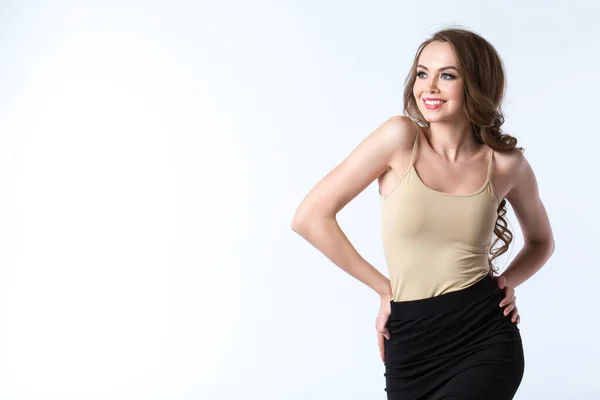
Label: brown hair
xmin=402 ymin=27 xmax=524 ymax=276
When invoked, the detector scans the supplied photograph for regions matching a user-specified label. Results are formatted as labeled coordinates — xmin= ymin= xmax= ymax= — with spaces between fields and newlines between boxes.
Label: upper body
xmin=380 ymin=117 xmax=511 ymax=301
xmin=291 ymin=37 xmax=555 ymax=303
xmin=291 ymin=114 xmax=553 ymax=298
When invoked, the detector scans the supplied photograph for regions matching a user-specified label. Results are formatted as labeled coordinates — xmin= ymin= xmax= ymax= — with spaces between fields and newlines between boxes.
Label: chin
xmin=419 ymin=110 xmax=456 ymax=124
xmin=419 ymin=111 xmax=441 ymax=121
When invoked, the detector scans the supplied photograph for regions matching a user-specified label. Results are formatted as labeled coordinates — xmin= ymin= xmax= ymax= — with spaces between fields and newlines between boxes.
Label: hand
xmin=376 ymin=294 xmax=392 ymax=363
xmin=493 ymin=275 xmax=520 ymax=324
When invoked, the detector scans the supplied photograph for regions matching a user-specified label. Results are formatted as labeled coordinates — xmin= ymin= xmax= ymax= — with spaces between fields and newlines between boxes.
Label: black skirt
xmin=384 ymin=274 xmax=524 ymax=399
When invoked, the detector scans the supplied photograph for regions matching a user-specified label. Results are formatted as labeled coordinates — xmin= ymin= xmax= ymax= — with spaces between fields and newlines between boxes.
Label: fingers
xmin=376 ymin=316 xmax=390 ymax=363
xmin=498 ymin=293 xmax=516 ymax=308
xmin=378 ymin=332 xmax=385 ymax=362
xmin=503 ymin=302 xmax=515 ymax=316
xmin=510 ymin=307 xmax=519 ymax=323
xmin=504 ymin=303 xmax=520 ymax=324
xmin=497 ymin=291 xmax=520 ymax=324
xmin=376 ymin=311 xmax=391 ymax=362
xmin=500 ymin=299 xmax=520 ymax=324
xmin=376 ymin=316 xmax=391 ymax=340
xmin=503 ymin=306 xmax=520 ymax=324
xmin=376 ymin=326 xmax=390 ymax=340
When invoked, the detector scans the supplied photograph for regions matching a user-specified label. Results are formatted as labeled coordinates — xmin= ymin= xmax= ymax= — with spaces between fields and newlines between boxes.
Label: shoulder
xmin=373 ymin=115 xmax=418 ymax=151
xmin=492 ymin=145 xmax=524 ymax=173
xmin=491 ymin=145 xmax=531 ymax=196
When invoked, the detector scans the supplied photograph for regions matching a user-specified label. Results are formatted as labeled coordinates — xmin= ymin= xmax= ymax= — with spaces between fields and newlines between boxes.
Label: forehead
xmin=417 ymin=41 xmax=458 ymax=67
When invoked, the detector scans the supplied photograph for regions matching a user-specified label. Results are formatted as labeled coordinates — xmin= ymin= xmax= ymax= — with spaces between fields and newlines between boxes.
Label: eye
xmin=416 ymin=71 xmax=456 ymax=80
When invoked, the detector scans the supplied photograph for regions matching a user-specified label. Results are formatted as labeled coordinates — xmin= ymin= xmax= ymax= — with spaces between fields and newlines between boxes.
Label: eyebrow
xmin=417 ymin=65 xmax=460 ymax=73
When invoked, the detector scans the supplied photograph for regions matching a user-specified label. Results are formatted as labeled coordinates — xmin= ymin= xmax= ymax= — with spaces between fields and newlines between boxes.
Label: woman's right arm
xmin=290 ymin=115 xmax=415 ymax=297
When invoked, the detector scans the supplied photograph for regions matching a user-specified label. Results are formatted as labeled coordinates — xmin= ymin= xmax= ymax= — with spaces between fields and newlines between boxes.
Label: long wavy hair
xmin=402 ymin=27 xmax=524 ymax=276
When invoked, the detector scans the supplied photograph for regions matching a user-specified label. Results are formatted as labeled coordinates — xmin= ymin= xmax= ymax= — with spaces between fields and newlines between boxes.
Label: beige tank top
xmin=380 ymin=121 xmax=502 ymax=301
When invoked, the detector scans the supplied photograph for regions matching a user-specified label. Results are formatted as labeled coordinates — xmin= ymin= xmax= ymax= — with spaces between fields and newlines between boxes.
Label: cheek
xmin=448 ymin=83 xmax=464 ymax=100
xmin=450 ymin=93 xmax=464 ymax=108
xmin=412 ymin=84 xmax=423 ymax=101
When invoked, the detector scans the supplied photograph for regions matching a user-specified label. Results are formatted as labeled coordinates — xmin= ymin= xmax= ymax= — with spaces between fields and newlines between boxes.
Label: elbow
xmin=290 ymin=216 xmax=304 ymax=233
xmin=525 ymin=236 xmax=555 ymax=258
xmin=544 ymin=233 xmax=556 ymax=256
xmin=532 ymin=237 xmax=555 ymax=257
xmin=291 ymin=211 xmax=331 ymax=233
xmin=290 ymin=211 xmax=311 ymax=233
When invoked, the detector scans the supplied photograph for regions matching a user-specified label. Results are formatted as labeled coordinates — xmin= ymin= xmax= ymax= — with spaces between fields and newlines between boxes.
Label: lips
xmin=423 ymin=98 xmax=446 ymax=110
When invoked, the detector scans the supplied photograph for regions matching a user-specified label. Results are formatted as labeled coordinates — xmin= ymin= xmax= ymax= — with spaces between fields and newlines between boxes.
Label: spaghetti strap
xmin=487 ymin=148 xmax=494 ymax=180
xmin=409 ymin=119 xmax=419 ymax=166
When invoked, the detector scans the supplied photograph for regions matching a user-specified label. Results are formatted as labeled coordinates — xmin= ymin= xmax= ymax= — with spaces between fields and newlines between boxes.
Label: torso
xmin=378 ymin=124 xmax=519 ymax=201
xmin=377 ymin=121 xmax=518 ymax=301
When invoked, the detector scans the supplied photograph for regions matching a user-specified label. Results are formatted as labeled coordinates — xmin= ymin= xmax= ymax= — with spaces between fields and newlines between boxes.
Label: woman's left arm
xmin=502 ymin=151 xmax=556 ymax=289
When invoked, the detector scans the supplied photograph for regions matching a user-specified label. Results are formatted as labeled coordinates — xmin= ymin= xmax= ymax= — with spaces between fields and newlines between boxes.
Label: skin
xmin=291 ymin=40 xmax=555 ymax=363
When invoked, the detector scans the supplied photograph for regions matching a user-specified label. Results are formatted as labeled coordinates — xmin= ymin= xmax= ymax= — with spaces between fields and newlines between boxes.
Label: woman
xmin=291 ymin=28 xmax=555 ymax=399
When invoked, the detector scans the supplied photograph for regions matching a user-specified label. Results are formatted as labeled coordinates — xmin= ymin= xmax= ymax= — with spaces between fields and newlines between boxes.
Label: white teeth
xmin=425 ymin=100 xmax=445 ymax=105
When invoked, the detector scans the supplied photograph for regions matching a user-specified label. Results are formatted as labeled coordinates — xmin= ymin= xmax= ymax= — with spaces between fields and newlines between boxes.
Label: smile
xmin=423 ymin=99 xmax=446 ymax=110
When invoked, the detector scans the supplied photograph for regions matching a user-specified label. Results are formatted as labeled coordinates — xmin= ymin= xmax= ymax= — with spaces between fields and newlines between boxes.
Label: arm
xmin=290 ymin=116 xmax=415 ymax=298
xmin=501 ymin=151 xmax=556 ymax=289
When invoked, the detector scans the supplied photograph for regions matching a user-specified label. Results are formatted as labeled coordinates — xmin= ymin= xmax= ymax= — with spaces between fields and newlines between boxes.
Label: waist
xmin=389 ymin=273 xmax=499 ymax=319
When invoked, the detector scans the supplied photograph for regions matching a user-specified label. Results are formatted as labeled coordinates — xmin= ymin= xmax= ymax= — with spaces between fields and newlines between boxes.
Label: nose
xmin=424 ymin=76 xmax=440 ymax=94
xmin=425 ymin=83 xmax=439 ymax=95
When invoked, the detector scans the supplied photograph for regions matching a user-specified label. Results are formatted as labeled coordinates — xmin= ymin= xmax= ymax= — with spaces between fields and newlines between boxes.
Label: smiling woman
xmin=292 ymin=27 xmax=555 ymax=399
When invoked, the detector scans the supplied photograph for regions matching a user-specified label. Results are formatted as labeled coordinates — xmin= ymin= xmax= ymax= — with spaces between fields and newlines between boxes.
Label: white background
xmin=0 ymin=1 xmax=598 ymax=399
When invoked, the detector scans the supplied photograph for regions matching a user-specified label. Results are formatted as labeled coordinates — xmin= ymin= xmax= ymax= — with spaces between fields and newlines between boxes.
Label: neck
xmin=425 ymin=119 xmax=481 ymax=162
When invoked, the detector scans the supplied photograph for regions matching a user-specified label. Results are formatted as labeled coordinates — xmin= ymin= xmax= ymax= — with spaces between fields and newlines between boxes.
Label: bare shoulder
xmin=493 ymin=147 xmax=528 ymax=186
xmin=354 ymin=115 xmax=419 ymax=175
xmin=375 ymin=115 xmax=419 ymax=153
xmin=489 ymin=145 xmax=525 ymax=199
xmin=496 ymin=144 xmax=542 ymax=205
xmin=291 ymin=115 xmax=417 ymax=221
xmin=494 ymin=146 xmax=524 ymax=176
xmin=504 ymin=145 xmax=538 ymax=197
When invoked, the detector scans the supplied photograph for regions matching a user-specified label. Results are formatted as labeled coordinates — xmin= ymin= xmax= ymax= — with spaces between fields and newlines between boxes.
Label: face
xmin=413 ymin=41 xmax=465 ymax=124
